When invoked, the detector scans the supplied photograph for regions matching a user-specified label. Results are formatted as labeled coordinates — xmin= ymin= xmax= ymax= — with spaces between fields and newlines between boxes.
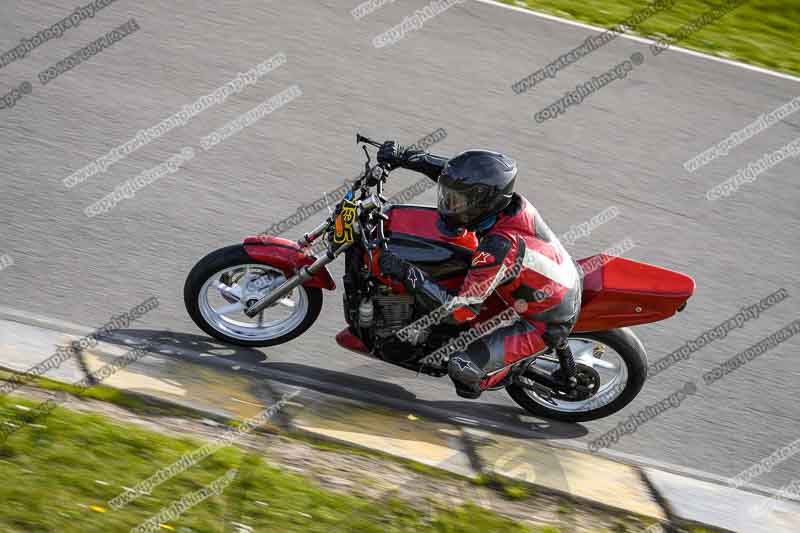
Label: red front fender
xmin=242 ymin=236 xmax=336 ymax=290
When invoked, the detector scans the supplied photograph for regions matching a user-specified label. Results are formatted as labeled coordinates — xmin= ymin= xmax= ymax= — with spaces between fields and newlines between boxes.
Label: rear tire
xmin=506 ymin=328 xmax=647 ymax=422
xmin=184 ymin=245 xmax=323 ymax=347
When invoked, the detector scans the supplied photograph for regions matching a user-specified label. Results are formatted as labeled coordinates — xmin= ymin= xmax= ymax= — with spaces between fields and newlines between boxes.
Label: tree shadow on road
xmin=98 ymin=328 xmax=587 ymax=441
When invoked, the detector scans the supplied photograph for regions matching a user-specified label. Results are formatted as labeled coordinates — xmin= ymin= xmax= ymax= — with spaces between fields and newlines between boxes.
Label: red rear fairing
xmin=573 ymin=255 xmax=695 ymax=332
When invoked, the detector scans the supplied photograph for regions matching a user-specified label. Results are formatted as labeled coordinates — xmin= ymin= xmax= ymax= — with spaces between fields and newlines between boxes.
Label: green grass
xmin=502 ymin=483 xmax=532 ymax=500
xmin=0 ymin=395 xmax=563 ymax=533
xmin=471 ymin=472 xmax=540 ymax=503
xmin=503 ymin=0 xmax=800 ymax=77
xmin=0 ymin=369 xmax=202 ymax=419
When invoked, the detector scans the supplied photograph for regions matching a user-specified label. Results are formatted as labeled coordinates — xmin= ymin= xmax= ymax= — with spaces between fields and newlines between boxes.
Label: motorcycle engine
xmin=373 ymin=293 xmax=415 ymax=338
xmin=372 ymin=293 xmax=427 ymax=364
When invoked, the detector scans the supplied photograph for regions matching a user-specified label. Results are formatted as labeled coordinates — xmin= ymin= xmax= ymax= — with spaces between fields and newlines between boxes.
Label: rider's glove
xmin=377 ymin=141 xmax=407 ymax=169
xmin=378 ymin=250 xmax=411 ymax=281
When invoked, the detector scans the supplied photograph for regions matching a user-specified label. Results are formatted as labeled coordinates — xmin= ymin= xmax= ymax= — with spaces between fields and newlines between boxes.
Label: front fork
xmin=244 ymin=218 xmax=351 ymax=318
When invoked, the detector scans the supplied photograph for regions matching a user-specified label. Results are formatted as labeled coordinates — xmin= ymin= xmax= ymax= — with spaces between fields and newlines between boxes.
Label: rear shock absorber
xmin=556 ymin=341 xmax=578 ymax=388
xmin=544 ymin=325 xmax=577 ymax=389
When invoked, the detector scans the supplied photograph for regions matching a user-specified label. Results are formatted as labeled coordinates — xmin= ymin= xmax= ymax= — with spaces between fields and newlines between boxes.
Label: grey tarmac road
xmin=1 ymin=0 xmax=799 ymax=492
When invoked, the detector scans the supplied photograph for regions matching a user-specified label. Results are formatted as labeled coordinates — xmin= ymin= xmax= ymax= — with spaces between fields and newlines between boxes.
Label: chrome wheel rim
xmin=198 ymin=264 xmax=309 ymax=342
xmin=521 ymin=337 xmax=629 ymax=413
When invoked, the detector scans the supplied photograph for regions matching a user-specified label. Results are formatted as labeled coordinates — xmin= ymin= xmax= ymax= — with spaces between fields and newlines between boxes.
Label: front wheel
xmin=184 ymin=245 xmax=323 ymax=347
xmin=506 ymin=328 xmax=647 ymax=422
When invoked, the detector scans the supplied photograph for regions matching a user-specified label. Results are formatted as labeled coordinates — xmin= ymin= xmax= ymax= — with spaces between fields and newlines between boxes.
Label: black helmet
xmin=437 ymin=150 xmax=516 ymax=231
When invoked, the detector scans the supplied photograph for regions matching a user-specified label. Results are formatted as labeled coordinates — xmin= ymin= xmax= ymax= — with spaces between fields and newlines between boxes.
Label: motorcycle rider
xmin=376 ymin=141 xmax=582 ymax=399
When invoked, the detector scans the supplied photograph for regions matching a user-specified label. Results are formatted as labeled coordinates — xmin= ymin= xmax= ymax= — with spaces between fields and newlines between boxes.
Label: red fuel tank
xmin=385 ymin=205 xmax=479 ymax=250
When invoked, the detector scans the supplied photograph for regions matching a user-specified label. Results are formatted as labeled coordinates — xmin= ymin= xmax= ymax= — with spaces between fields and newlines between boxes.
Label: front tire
xmin=184 ymin=245 xmax=323 ymax=347
xmin=506 ymin=328 xmax=647 ymax=422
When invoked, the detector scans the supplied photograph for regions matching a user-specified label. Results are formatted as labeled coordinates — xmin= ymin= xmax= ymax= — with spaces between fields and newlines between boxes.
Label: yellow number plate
xmin=333 ymin=200 xmax=357 ymax=244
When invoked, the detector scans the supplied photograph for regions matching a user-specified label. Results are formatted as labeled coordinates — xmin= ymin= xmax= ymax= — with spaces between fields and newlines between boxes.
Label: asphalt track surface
xmin=1 ymin=0 xmax=799 ymax=492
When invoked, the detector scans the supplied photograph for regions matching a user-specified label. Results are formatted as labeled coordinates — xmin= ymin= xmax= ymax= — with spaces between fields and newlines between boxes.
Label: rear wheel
xmin=184 ymin=245 xmax=323 ymax=347
xmin=506 ymin=328 xmax=647 ymax=422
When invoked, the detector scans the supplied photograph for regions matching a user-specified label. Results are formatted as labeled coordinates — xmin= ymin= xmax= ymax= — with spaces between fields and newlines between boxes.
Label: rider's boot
xmin=448 ymin=355 xmax=486 ymax=399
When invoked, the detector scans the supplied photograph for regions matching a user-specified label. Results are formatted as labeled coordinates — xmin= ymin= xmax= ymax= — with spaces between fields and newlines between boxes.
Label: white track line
xmin=473 ymin=0 xmax=800 ymax=84
xmin=598 ymin=444 xmax=800 ymax=504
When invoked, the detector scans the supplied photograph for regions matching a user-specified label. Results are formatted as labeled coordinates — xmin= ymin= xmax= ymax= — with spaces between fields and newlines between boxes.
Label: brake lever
xmin=356 ymin=133 xmax=382 ymax=148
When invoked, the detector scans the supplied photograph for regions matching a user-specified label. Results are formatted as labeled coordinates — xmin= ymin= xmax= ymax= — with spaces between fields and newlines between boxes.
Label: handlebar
xmin=352 ymin=132 xmax=393 ymax=194
xmin=298 ymin=134 xmax=393 ymax=253
xmin=356 ymin=133 xmax=382 ymax=148
xmin=353 ymin=134 xmax=392 ymax=251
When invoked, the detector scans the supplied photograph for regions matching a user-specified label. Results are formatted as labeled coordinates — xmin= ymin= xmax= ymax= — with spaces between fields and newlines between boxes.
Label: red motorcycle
xmin=184 ymin=135 xmax=695 ymax=422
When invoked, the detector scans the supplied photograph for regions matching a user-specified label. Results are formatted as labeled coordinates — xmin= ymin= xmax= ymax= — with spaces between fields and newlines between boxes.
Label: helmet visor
xmin=437 ymin=181 xmax=485 ymax=228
